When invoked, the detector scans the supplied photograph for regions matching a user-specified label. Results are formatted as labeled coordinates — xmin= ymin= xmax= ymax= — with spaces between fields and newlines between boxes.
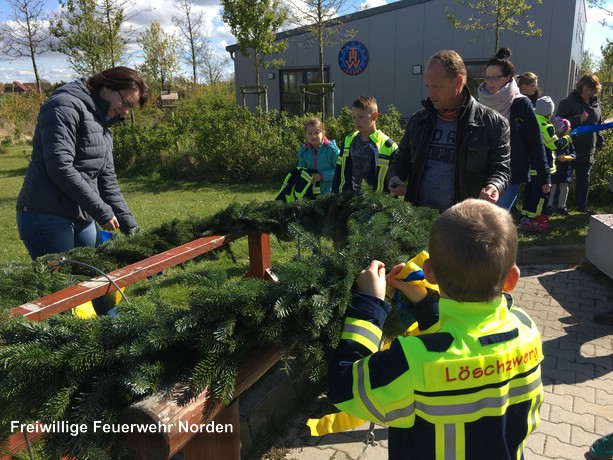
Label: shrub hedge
xmin=2 ymin=84 xmax=611 ymax=192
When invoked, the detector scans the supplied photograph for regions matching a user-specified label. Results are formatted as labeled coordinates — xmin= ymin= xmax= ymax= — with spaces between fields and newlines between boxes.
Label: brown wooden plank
xmin=10 ymin=233 xmax=243 ymax=321
xmin=182 ymin=398 xmax=240 ymax=460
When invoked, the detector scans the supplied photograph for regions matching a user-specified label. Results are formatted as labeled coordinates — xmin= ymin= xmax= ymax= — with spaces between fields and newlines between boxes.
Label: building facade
xmin=226 ymin=0 xmax=586 ymax=118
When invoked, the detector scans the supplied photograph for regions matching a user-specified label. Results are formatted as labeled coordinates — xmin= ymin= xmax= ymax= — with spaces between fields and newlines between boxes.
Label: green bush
xmin=0 ymin=92 xmax=43 ymax=143
xmin=591 ymin=130 xmax=613 ymax=198
xmin=1 ymin=83 xmax=405 ymax=184
xmin=112 ymin=92 xmax=405 ymax=183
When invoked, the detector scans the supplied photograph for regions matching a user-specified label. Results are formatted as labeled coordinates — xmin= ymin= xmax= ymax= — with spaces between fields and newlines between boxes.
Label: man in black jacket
xmin=387 ymin=50 xmax=510 ymax=212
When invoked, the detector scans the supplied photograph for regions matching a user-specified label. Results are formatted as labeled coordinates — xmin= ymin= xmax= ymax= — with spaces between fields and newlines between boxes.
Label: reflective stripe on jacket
xmin=332 ymin=130 xmax=398 ymax=193
xmin=533 ymin=114 xmax=574 ymax=176
xmin=276 ymin=167 xmax=319 ymax=202
xmin=328 ymin=293 xmax=543 ymax=460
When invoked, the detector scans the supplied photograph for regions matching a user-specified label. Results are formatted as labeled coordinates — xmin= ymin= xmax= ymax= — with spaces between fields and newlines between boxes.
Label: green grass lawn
xmin=0 ymin=143 xmax=290 ymax=265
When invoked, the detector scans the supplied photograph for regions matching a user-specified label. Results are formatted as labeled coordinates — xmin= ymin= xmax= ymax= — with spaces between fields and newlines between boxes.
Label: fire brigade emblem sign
xmin=338 ymin=41 xmax=369 ymax=76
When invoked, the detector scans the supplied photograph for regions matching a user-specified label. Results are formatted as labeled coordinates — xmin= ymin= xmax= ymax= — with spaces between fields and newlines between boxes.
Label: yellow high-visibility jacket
xmin=332 ymin=130 xmax=398 ymax=193
xmin=328 ymin=292 xmax=543 ymax=460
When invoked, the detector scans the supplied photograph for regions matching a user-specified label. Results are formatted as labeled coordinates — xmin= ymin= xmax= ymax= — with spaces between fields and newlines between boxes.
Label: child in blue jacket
xmin=297 ymin=117 xmax=340 ymax=195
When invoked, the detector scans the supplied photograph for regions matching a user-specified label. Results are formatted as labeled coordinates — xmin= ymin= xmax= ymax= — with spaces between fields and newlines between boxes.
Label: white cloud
xmin=359 ymin=0 xmax=387 ymax=11
xmin=2 ymin=0 xmax=612 ymax=83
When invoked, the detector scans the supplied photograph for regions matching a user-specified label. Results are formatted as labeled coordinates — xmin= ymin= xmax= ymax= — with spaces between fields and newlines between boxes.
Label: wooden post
xmin=246 ymin=233 xmax=276 ymax=281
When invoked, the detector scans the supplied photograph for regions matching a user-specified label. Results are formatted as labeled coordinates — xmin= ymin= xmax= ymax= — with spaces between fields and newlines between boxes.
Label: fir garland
xmin=0 ymin=188 xmax=436 ymax=459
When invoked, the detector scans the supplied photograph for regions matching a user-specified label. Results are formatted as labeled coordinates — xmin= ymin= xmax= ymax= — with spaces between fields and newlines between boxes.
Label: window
xmin=464 ymin=61 xmax=488 ymax=96
xmin=280 ymin=68 xmax=331 ymax=116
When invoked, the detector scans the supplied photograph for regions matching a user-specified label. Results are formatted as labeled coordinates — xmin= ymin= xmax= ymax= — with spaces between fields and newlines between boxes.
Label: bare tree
xmin=172 ymin=0 xmax=209 ymax=86
xmin=201 ymin=48 xmax=231 ymax=86
xmin=1 ymin=0 xmax=52 ymax=92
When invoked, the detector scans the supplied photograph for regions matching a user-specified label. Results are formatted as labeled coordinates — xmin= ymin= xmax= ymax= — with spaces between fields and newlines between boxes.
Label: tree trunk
xmin=254 ymin=50 xmax=262 ymax=111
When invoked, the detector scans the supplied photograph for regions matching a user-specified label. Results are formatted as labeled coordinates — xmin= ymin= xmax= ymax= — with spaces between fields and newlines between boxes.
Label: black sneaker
xmin=555 ymin=207 xmax=568 ymax=216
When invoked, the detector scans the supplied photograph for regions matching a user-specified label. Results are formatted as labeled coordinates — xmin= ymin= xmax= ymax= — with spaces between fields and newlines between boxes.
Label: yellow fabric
xmin=71 ymin=301 xmax=97 ymax=319
xmin=70 ymin=289 xmax=124 ymax=319
xmin=385 ymin=250 xmax=438 ymax=299
xmin=306 ymin=411 xmax=368 ymax=436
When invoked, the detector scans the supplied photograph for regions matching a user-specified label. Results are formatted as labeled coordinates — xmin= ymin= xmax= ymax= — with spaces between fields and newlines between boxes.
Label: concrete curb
xmin=517 ymin=244 xmax=585 ymax=266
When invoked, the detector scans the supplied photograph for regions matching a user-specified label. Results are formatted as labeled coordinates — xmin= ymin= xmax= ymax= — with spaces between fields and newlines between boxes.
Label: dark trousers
xmin=573 ymin=162 xmax=592 ymax=210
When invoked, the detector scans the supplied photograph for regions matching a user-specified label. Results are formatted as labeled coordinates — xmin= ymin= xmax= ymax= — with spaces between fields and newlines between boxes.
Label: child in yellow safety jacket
xmin=327 ymin=199 xmax=543 ymax=460
xmin=519 ymin=96 xmax=573 ymax=232
xmin=546 ymin=116 xmax=575 ymax=215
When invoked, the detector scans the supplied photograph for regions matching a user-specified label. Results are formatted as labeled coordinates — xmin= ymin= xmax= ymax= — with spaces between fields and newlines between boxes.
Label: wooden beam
xmin=120 ymin=345 xmax=282 ymax=459
xmin=10 ymin=233 xmax=243 ymax=321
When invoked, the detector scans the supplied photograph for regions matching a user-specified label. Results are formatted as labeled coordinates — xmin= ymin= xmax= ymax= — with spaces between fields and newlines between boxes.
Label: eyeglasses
xmin=484 ymin=75 xmax=506 ymax=82
xmin=116 ymin=89 xmax=136 ymax=109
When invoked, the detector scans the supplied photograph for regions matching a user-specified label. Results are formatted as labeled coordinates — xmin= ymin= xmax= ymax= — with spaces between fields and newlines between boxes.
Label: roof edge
xmin=225 ymin=0 xmax=433 ymax=53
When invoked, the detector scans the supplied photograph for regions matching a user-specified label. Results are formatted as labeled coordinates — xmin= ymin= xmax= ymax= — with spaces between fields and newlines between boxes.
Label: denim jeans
xmin=16 ymin=210 xmax=97 ymax=259
xmin=573 ymin=162 xmax=592 ymax=210
xmin=496 ymin=183 xmax=521 ymax=211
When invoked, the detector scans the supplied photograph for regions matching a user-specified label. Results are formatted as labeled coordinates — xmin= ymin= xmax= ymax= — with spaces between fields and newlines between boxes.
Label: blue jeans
xmin=573 ymin=162 xmax=592 ymax=210
xmin=496 ymin=183 xmax=521 ymax=211
xmin=16 ymin=210 xmax=97 ymax=259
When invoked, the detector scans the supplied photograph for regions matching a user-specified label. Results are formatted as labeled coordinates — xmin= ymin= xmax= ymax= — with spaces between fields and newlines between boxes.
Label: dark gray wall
xmin=228 ymin=0 xmax=585 ymax=118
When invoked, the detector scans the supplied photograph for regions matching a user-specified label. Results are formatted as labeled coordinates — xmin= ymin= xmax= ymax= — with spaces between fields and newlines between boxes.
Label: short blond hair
xmin=352 ymin=95 xmax=378 ymax=113
xmin=428 ymin=199 xmax=517 ymax=302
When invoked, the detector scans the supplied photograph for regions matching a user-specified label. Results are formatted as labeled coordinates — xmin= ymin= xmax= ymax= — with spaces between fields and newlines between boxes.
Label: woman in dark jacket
xmin=16 ymin=66 xmax=149 ymax=259
xmin=478 ymin=48 xmax=550 ymax=219
xmin=555 ymin=73 xmax=604 ymax=213
xmin=517 ymin=71 xmax=541 ymax=107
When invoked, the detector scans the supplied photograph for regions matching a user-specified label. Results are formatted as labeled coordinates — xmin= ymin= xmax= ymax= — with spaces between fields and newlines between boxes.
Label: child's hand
xmin=357 ymin=260 xmax=387 ymax=300
xmin=386 ymin=263 xmax=428 ymax=303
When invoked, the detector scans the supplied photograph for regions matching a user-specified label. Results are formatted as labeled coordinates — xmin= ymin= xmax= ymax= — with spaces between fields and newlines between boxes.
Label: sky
xmin=0 ymin=0 xmax=611 ymax=84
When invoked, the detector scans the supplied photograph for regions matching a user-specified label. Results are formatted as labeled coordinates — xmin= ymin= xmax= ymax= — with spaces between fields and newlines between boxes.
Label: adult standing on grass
xmin=16 ymin=66 xmax=149 ymax=259
xmin=555 ymin=73 xmax=605 ymax=214
xmin=387 ymin=49 xmax=510 ymax=212
xmin=478 ymin=48 xmax=550 ymax=214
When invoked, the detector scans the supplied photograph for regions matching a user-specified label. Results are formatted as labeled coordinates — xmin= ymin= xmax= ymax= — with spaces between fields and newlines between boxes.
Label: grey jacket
xmin=387 ymin=87 xmax=511 ymax=205
xmin=17 ymin=79 xmax=137 ymax=233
